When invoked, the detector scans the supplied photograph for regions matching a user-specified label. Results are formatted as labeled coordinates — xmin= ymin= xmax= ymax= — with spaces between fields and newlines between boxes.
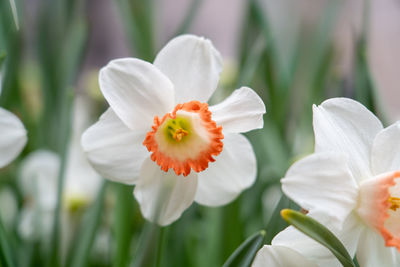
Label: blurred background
xmin=0 ymin=0 xmax=399 ymax=266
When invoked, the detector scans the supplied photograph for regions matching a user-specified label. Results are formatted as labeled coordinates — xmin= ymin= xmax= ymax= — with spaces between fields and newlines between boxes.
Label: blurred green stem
xmin=113 ymin=184 xmax=135 ymax=267
xmin=173 ymin=0 xmax=203 ymax=36
xmin=131 ymin=223 xmax=164 ymax=267
xmin=117 ymin=0 xmax=155 ymax=60
xmin=68 ymin=182 xmax=107 ymax=267
xmin=155 ymin=227 xmax=166 ymax=267
xmin=0 ymin=216 xmax=16 ymax=267
xmin=8 ymin=0 xmax=19 ymax=30
xmin=221 ymin=200 xmax=243 ymax=261
xmin=237 ymin=35 xmax=265 ymax=87
xmin=48 ymin=91 xmax=74 ymax=267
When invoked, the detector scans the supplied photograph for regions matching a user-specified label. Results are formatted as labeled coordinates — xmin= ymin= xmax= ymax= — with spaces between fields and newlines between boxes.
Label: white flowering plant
xmin=0 ymin=1 xmax=399 ymax=267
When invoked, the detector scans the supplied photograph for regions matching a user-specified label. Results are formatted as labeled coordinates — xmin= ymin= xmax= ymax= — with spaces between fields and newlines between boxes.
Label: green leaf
xmin=0 ymin=51 xmax=6 ymax=68
xmin=47 ymin=91 xmax=74 ymax=267
xmin=117 ymin=0 xmax=155 ymax=61
xmin=265 ymin=195 xmax=289 ymax=244
xmin=222 ymin=230 xmax=266 ymax=267
xmin=281 ymin=209 xmax=355 ymax=267
xmin=8 ymin=0 xmax=19 ymax=30
xmin=68 ymin=182 xmax=107 ymax=267
xmin=113 ymin=184 xmax=135 ymax=267
xmin=173 ymin=0 xmax=203 ymax=36
xmin=0 ymin=217 xmax=16 ymax=267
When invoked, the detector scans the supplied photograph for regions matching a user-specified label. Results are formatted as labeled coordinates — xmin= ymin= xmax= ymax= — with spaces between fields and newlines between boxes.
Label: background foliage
xmin=0 ymin=0 xmax=386 ymax=266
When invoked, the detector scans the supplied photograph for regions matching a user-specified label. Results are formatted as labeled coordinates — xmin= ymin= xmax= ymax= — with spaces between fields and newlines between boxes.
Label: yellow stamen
xmin=388 ymin=197 xmax=400 ymax=211
xmin=172 ymin=128 xmax=188 ymax=141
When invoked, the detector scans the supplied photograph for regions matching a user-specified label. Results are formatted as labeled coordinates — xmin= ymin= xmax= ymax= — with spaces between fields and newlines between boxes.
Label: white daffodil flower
xmin=279 ymin=98 xmax=400 ymax=266
xmin=18 ymin=98 xmax=102 ymax=241
xmin=81 ymin=34 xmax=266 ymax=226
xmin=0 ymin=186 xmax=18 ymax=229
xmin=252 ymin=245 xmax=318 ymax=267
xmin=18 ymin=150 xmax=59 ymax=241
xmin=0 ymin=107 xmax=27 ymax=167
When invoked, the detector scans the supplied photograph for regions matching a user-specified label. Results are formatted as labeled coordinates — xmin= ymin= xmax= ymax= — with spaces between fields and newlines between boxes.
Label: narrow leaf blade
xmin=8 ymin=0 xmax=19 ymax=30
xmin=281 ymin=209 xmax=355 ymax=267
xmin=222 ymin=230 xmax=266 ymax=267
xmin=0 ymin=216 xmax=16 ymax=267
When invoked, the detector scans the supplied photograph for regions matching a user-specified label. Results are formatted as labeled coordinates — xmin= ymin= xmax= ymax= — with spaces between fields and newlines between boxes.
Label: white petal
xmin=282 ymin=152 xmax=358 ymax=229
xmin=371 ymin=122 xmax=400 ymax=175
xmin=99 ymin=58 xmax=175 ymax=131
xmin=65 ymin=136 xmax=102 ymax=201
xmin=356 ymin=228 xmax=399 ymax=267
xmin=313 ymin=97 xmax=383 ymax=181
xmin=0 ymin=187 xmax=18 ymax=228
xmin=209 ymin=87 xmax=266 ymax=133
xmin=273 ymin=212 xmax=362 ymax=267
xmin=81 ymin=108 xmax=149 ymax=185
xmin=19 ymin=150 xmax=59 ymax=210
xmin=0 ymin=107 xmax=27 ymax=167
xmin=18 ymin=208 xmax=36 ymax=240
xmin=18 ymin=206 xmax=54 ymax=241
xmin=65 ymin=96 xmax=103 ymax=200
xmin=252 ymin=245 xmax=318 ymax=267
xmin=153 ymin=34 xmax=223 ymax=103
xmin=133 ymin=158 xmax=197 ymax=226
xmin=195 ymin=133 xmax=256 ymax=206
xmin=272 ymin=226 xmax=340 ymax=267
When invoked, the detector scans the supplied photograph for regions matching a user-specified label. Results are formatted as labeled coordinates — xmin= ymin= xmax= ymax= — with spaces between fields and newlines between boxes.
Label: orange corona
xmin=143 ymin=101 xmax=224 ymax=176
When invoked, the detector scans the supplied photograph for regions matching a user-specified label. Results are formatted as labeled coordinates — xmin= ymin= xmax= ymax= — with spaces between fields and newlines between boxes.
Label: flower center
xmin=143 ymin=101 xmax=224 ymax=176
xmin=163 ymin=118 xmax=190 ymax=142
xmin=388 ymin=197 xmax=400 ymax=211
xmin=357 ymin=171 xmax=400 ymax=251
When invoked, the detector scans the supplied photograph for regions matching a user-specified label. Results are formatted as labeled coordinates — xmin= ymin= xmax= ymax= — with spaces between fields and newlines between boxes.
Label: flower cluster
xmin=254 ymin=98 xmax=400 ymax=266
xmin=3 ymin=34 xmax=400 ymax=266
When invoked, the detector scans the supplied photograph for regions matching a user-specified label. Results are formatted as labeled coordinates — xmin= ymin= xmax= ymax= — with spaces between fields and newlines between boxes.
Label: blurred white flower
xmin=0 ymin=186 xmax=18 ymax=229
xmin=82 ymin=34 xmax=266 ymax=226
xmin=280 ymin=98 xmax=400 ymax=266
xmin=18 ymin=150 xmax=58 ymax=241
xmin=252 ymin=244 xmax=318 ymax=267
xmin=0 ymin=107 xmax=27 ymax=168
xmin=18 ymin=97 xmax=102 ymax=240
xmin=63 ymin=96 xmax=102 ymax=212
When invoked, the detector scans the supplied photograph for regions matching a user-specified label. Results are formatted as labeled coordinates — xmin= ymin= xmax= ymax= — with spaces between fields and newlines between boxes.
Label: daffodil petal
xmin=272 ymin=226 xmax=340 ymax=267
xmin=356 ymin=228 xmax=400 ymax=267
xmin=153 ymin=34 xmax=223 ymax=103
xmin=0 ymin=187 xmax=17 ymax=228
xmin=18 ymin=206 xmax=54 ymax=241
xmin=81 ymin=108 xmax=148 ymax=185
xmin=252 ymin=245 xmax=318 ymax=267
xmin=272 ymin=213 xmax=362 ymax=267
xmin=19 ymin=150 xmax=59 ymax=210
xmin=133 ymin=158 xmax=197 ymax=226
xmin=371 ymin=122 xmax=400 ymax=175
xmin=194 ymin=133 xmax=256 ymax=206
xmin=0 ymin=107 xmax=27 ymax=168
xmin=99 ymin=58 xmax=175 ymax=131
xmin=313 ymin=97 xmax=383 ymax=181
xmin=281 ymin=152 xmax=358 ymax=229
xmin=209 ymin=87 xmax=266 ymax=133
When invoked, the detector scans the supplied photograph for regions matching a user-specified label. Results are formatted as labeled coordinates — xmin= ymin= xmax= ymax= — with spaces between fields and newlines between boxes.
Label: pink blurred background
xmin=80 ymin=0 xmax=400 ymax=122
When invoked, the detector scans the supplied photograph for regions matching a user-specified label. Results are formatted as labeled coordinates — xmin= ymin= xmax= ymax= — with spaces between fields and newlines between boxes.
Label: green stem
xmin=47 ymin=91 xmax=74 ymax=267
xmin=173 ymin=0 xmax=203 ymax=36
xmin=155 ymin=227 xmax=166 ymax=267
